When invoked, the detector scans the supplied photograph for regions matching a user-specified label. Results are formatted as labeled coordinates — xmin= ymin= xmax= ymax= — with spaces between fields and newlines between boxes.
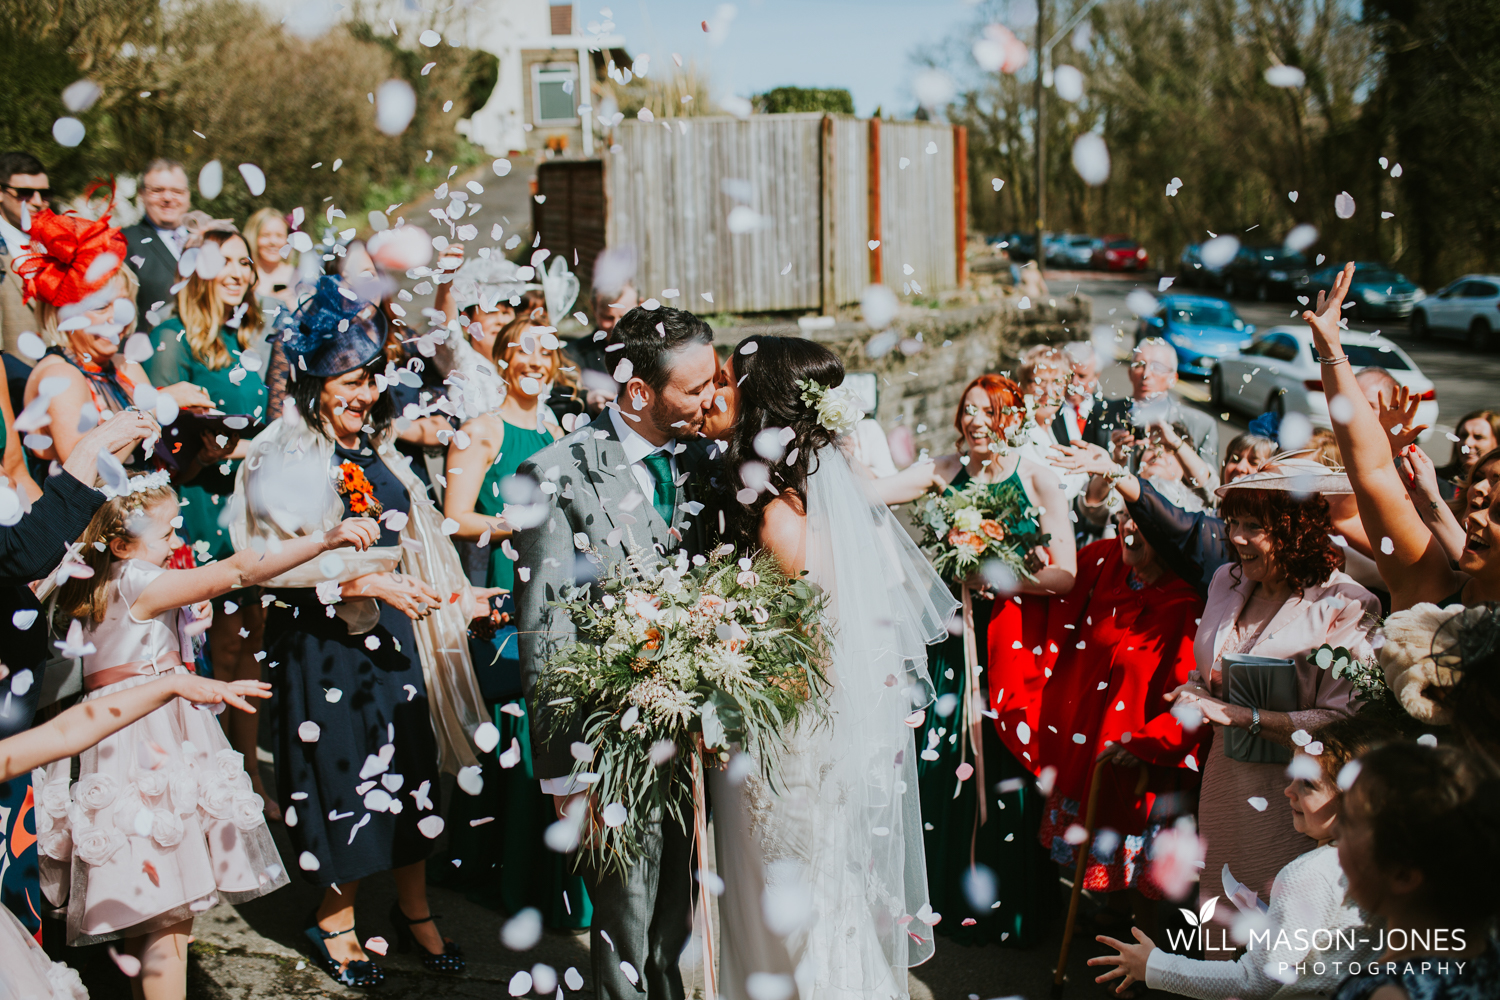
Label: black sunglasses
xmin=3 ymin=185 xmax=50 ymax=200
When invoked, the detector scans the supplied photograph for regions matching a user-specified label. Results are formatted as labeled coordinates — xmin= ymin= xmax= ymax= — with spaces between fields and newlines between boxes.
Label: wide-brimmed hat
xmin=1214 ymin=456 xmax=1352 ymax=497
xmin=451 ymin=255 xmax=527 ymax=314
xmin=281 ymin=275 xmax=386 ymax=377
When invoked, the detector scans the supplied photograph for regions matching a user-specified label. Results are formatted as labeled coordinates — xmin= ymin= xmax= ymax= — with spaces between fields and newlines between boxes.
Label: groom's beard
xmin=652 ymin=396 xmax=706 ymax=440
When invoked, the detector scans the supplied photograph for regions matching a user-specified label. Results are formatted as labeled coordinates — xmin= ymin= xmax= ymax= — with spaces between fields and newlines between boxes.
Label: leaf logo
xmin=1178 ymin=896 xmax=1219 ymax=928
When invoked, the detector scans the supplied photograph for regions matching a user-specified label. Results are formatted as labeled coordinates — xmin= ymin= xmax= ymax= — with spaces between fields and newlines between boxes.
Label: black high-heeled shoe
xmin=388 ymin=901 xmax=466 ymax=974
xmin=304 ymin=910 xmax=384 ymax=989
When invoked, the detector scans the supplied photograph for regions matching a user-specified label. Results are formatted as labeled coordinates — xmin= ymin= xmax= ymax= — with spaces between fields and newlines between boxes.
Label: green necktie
xmin=640 ymin=452 xmax=676 ymax=524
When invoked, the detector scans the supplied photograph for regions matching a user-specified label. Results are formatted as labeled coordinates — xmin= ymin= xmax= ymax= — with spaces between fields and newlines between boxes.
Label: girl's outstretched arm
xmin=131 ymin=517 xmax=382 ymax=621
xmin=0 ymin=675 xmax=271 ymax=781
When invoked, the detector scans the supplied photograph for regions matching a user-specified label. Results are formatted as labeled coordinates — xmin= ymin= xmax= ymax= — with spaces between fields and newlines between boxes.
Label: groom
xmin=515 ymin=305 xmax=722 ymax=999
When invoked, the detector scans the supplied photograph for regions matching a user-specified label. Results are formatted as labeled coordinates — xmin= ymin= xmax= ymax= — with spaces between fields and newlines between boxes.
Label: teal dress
xmin=916 ymin=467 xmax=1054 ymax=946
xmin=436 ymin=417 xmax=592 ymax=929
xmin=145 ymin=319 xmax=269 ymax=564
xmin=475 ymin=420 xmax=554 ymax=591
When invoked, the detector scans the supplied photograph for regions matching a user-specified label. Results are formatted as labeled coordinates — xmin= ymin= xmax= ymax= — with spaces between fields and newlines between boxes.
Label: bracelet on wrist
xmin=1317 ymin=353 xmax=1351 ymax=366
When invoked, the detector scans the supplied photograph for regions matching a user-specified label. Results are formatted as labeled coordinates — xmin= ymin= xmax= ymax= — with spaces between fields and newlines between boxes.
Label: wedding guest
xmin=122 ymin=158 xmax=193 ymax=325
xmin=0 ymin=672 xmax=272 ymax=1000
xmin=1222 ymin=429 xmax=1277 ymax=486
xmin=570 ymin=280 xmax=638 ymax=411
xmin=1331 ymin=742 xmax=1500 ymax=1000
xmin=1033 ymin=512 xmax=1205 ymax=914
xmin=1093 ymin=338 xmax=1218 ymax=465
xmin=438 ymin=316 xmax=590 ymax=927
xmin=37 ymin=474 xmax=378 ymax=999
xmin=0 ymin=151 xmax=46 ymax=359
xmin=233 ymin=275 xmax=491 ymax=987
xmin=1078 ymin=421 xmax=1209 ymax=533
xmin=1303 ymin=264 xmax=1500 ymax=611
xmin=1166 ymin=466 xmax=1378 ymax=957
xmin=145 ymin=214 xmax=275 ymax=818
xmin=1089 ymin=715 xmax=1389 ymax=999
xmin=242 ymin=207 xmax=299 ymax=308
xmin=1056 ymin=340 xmax=1103 ymax=444
xmin=925 ymin=373 xmax=1077 ymax=946
xmin=1433 ymin=409 xmax=1500 ymax=500
xmin=19 ymin=205 xmax=213 ymax=477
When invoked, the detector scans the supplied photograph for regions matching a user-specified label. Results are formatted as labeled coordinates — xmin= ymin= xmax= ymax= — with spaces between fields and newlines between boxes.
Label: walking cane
xmin=1050 ymin=758 xmax=1148 ymax=998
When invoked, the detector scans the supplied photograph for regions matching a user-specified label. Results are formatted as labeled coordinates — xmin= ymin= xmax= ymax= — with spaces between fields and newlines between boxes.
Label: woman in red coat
xmin=993 ymin=512 xmax=1206 ymax=901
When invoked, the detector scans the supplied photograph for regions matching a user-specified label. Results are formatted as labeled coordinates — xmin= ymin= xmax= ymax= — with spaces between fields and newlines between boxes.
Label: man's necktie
xmin=640 ymin=452 xmax=676 ymax=524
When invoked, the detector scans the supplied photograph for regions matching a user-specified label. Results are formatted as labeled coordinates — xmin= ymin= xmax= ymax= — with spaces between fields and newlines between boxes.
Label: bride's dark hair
xmin=722 ymin=335 xmax=847 ymax=551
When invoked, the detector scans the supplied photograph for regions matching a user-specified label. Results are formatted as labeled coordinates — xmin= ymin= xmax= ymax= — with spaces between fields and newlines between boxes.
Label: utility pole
xmin=1033 ymin=3 xmax=1045 ymax=265
xmin=1032 ymin=0 xmax=1105 ymax=267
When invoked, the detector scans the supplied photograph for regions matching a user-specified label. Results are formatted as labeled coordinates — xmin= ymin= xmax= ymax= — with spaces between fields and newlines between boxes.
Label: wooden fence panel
xmin=607 ymin=115 xmax=825 ymax=313
xmin=878 ymin=121 xmax=957 ymax=297
xmin=528 ymin=113 xmax=963 ymax=315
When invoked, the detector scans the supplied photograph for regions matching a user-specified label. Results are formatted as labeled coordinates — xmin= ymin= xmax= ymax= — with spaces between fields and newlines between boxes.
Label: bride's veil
xmin=800 ymin=445 xmax=959 ymax=975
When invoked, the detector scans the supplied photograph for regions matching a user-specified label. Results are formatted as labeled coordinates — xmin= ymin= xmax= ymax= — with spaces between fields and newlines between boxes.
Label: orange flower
xmin=979 ymin=519 xmax=1006 ymax=541
xmin=337 ymin=462 xmax=383 ymax=517
xmin=644 ymin=628 xmax=662 ymax=651
xmin=947 ymin=529 xmax=987 ymax=555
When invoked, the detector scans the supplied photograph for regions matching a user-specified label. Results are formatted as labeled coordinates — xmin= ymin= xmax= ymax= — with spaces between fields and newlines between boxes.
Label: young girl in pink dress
xmin=0 ymin=671 xmax=271 ymax=1000
xmin=32 ymin=472 xmax=378 ymax=1000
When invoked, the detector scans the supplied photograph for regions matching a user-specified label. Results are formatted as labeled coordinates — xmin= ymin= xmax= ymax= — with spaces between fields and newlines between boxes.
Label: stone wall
xmin=712 ymin=292 xmax=1092 ymax=459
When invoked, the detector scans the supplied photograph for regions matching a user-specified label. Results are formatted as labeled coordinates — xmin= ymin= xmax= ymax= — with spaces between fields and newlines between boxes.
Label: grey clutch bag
xmin=1220 ymin=654 xmax=1297 ymax=764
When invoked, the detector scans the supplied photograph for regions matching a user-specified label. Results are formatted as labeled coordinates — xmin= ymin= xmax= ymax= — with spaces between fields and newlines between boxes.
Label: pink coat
xmin=1191 ymin=563 xmax=1379 ymax=711
xmin=1191 ymin=563 xmax=1379 ymax=923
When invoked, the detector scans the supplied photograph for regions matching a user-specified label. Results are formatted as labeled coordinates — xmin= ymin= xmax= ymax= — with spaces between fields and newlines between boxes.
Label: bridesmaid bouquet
xmin=913 ymin=478 xmax=1048 ymax=583
xmin=538 ymin=547 xmax=830 ymax=870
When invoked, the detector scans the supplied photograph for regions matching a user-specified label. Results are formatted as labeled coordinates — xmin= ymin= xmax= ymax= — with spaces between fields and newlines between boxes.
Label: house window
xmin=533 ymin=63 xmax=579 ymax=124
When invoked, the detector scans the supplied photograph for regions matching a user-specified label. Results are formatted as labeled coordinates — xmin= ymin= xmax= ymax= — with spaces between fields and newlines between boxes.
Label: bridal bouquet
xmin=913 ymin=477 xmax=1049 ymax=583
xmin=538 ymin=547 xmax=830 ymax=870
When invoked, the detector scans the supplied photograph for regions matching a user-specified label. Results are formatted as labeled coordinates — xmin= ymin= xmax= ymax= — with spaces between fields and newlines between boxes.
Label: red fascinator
xmin=11 ymin=188 xmax=128 ymax=309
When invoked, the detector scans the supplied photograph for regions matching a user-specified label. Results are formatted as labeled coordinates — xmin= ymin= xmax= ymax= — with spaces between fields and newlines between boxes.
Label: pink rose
xmin=72 ymin=825 xmax=127 ymax=867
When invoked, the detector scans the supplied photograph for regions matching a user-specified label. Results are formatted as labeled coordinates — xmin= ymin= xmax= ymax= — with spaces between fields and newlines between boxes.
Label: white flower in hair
xmin=797 ymin=379 xmax=865 ymax=436
xmin=97 ymin=468 xmax=171 ymax=500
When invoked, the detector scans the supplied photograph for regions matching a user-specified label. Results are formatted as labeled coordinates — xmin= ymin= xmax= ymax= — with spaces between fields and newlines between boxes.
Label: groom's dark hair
xmin=610 ymin=306 xmax=715 ymax=391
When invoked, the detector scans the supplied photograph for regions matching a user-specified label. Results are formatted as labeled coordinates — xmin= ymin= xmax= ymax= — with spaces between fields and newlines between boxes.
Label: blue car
xmin=1136 ymin=294 xmax=1255 ymax=377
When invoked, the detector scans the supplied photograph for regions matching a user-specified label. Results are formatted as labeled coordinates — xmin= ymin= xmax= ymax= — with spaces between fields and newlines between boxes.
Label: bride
xmin=702 ymin=335 xmax=959 ymax=1000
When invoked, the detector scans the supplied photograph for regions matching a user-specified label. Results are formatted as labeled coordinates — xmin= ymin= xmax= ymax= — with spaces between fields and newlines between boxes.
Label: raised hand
xmin=1303 ymin=261 xmax=1355 ymax=360
xmin=1376 ymin=384 xmax=1427 ymax=454
xmin=1051 ymin=441 xmax=1116 ymax=477
xmin=1087 ymin=927 xmax=1157 ymax=993
xmin=358 ymin=572 xmax=442 ymax=620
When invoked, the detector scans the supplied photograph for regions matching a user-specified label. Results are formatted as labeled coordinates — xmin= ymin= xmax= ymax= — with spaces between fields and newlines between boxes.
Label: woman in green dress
xmin=922 ymin=373 xmax=1077 ymax=946
xmin=438 ymin=316 xmax=590 ymax=928
xmin=145 ymin=218 xmax=275 ymax=818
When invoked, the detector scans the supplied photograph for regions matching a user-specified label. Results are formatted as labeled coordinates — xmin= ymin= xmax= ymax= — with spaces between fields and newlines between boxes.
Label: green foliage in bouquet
xmin=537 ymin=548 xmax=830 ymax=872
xmin=913 ymin=477 xmax=1049 ymax=583
xmin=1312 ymin=643 xmax=1408 ymax=726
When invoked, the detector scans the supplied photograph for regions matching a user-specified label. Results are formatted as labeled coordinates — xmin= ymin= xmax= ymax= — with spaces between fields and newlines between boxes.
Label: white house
xmin=255 ymin=0 xmax=624 ymax=158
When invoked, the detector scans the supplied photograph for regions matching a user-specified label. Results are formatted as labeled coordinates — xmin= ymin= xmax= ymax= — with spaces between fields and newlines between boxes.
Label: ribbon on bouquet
xmin=691 ymin=752 xmax=719 ymax=999
xmin=958 ymin=583 xmax=989 ymax=862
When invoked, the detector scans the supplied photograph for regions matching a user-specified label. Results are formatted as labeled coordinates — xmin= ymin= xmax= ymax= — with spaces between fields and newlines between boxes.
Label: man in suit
xmin=1091 ymin=337 xmax=1219 ymax=465
xmin=0 ymin=151 xmax=47 ymax=361
xmin=1050 ymin=340 xmax=1104 ymax=445
xmin=121 ymin=158 xmax=192 ymax=325
xmin=515 ymin=305 xmax=720 ymax=1000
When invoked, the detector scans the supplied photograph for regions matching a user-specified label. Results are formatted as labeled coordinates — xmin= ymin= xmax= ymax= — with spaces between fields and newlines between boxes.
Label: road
xmin=1050 ymin=271 xmax=1500 ymax=468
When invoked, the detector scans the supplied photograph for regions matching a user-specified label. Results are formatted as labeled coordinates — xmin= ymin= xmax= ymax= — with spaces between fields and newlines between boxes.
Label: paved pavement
xmin=1049 ymin=270 xmax=1500 ymax=467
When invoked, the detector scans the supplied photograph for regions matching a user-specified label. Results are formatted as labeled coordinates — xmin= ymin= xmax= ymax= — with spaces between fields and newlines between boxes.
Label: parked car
xmin=1093 ymin=235 xmax=1150 ymax=271
xmin=1211 ymin=326 xmax=1437 ymax=433
xmin=1302 ymin=262 xmax=1424 ymax=321
xmin=1221 ymin=246 xmax=1309 ymax=301
xmin=991 ymin=231 xmax=1038 ymax=262
xmin=1047 ymin=234 xmax=1102 ymax=269
xmin=1137 ymin=294 xmax=1254 ymax=377
xmin=1409 ymin=274 xmax=1500 ymax=350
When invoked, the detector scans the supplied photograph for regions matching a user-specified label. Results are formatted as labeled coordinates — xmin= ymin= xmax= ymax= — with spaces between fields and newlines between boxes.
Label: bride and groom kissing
xmin=515 ymin=306 xmax=957 ymax=1000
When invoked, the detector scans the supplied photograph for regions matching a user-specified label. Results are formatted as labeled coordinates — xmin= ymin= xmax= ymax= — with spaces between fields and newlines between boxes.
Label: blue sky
xmin=594 ymin=0 xmax=983 ymax=116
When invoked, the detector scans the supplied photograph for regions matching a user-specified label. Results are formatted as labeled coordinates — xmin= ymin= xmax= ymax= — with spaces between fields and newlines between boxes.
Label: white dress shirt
xmin=154 ymin=223 xmax=188 ymax=260
xmin=0 ymin=216 xmax=29 ymax=258
xmin=609 ymin=406 xmax=677 ymax=504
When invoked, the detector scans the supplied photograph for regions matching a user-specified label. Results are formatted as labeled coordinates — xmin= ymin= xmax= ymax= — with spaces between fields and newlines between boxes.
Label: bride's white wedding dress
xmin=714 ymin=447 xmax=958 ymax=1000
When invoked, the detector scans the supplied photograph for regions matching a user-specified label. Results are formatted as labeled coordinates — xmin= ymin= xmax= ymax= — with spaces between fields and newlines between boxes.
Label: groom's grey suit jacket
xmin=514 ymin=412 xmax=719 ymax=781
